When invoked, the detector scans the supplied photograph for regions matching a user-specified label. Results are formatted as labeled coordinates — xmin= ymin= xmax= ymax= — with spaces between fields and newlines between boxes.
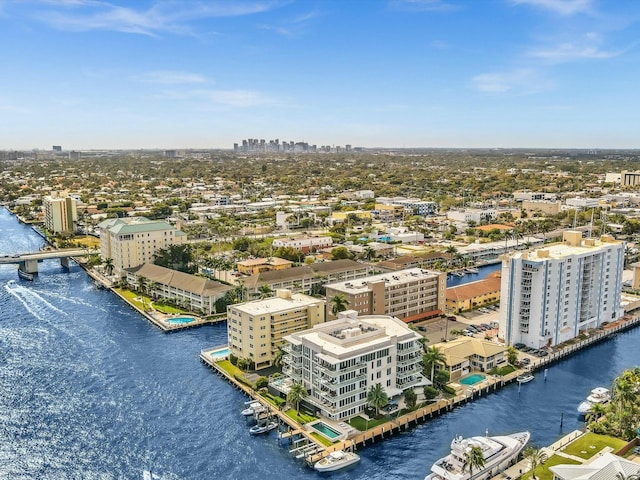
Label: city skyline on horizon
xmin=1 ymin=0 xmax=639 ymax=151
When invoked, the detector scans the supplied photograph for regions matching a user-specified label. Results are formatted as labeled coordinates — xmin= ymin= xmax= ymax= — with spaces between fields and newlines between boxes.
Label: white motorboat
xmin=17 ymin=268 xmax=34 ymax=281
xmin=249 ymin=421 xmax=278 ymax=435
xmin=241 ymin=401 xmax=266 ymax=416
xmin=577 ymin=387 xmax=610 ymax=415
xmin=424 ymin=431 xmax=530 ymax=480
xmin=516 ymin=370 xmax=534 ymax=384
xmin=314 ymin=450 xmax=360 ymax=472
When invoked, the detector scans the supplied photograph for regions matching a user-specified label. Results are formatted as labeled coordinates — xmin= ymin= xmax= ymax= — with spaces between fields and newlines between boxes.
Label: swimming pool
xmin=309 ymin=421 xmax=342 ymax=440
xmin=459 ymin=373 xmax=486 ymax=385
xmin=209 ymin=347 xmax=231 ymax=360
xmin=167 ymin=316 xmax=195 ymax=325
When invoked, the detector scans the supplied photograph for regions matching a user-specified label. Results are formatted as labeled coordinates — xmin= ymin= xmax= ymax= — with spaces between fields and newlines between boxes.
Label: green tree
xmin=287 ymin=382 xmax=309 ymax=414
xmin=423 ymin=385 xmax=438 ymax=400
xmin=507 ymin=346 xmax=519 ymax=365
xmin=257 ymin=284 xmax=274 ymax=299
xmin=367 ymin=383 xmax=389 ymax=417
xmin=524 ymin=446 xmax=548 ymax=480
xmin=462 ymin=445 xmax=486 ymax=478
xmin=331 ymin=246 xmax=352 ymax=260
xmin=423 ymin=346 xmax=447 ymax=381
xmin=103 ymin=257 xmax=114 ymax=275
xmin=404 ymin=388 xmax=417 ymax=410
xmin=330 ymin=294 xmax=350 ymax=316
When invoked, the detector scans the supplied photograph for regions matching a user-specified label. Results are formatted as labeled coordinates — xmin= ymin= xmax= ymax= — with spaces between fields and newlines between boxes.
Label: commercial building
xmin=447 ymin=208 xmax=497 ymax=224
xmin=499 ymin=231 xmax=624 ymax=348
xmin=325 ymin=267 xmax=446 ymax=322
xmin=43 ymin=192 xmax=77 ymax=233
xmin=125 ymin=263 xmax=231 ymax=315
xmin=280 ymin=310 xmax=426 ymax=420
xmin=227 ymin=289 xmax=325 ymax=369
xmin=98 ymin=217 xmax=187 ymax=276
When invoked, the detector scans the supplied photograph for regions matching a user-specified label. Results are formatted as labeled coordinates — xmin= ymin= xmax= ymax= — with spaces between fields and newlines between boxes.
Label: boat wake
xmin=4 ymin=280 xmax=68 ymax=321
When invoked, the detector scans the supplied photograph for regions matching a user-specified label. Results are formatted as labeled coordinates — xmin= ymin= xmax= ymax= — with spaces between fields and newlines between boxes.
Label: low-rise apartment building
xmin=125 ymin=263 xmax=231 ymax=315
xmin=446 ymin=276 xmax=502 ymax=313
xmin=325 ymin=267 xmax=446 ymax=322
xmin=432 ymin=337 xmax=507 ymax=381
xmin=236 ymin=257 xmax=293 ymax=275
xmin=280 ymin=310 xmax=425 ymax=420
xmin=271 ymin=236 xmax=333 ymax=253
xmin=227 ymin=289 xmax=325 ymax=369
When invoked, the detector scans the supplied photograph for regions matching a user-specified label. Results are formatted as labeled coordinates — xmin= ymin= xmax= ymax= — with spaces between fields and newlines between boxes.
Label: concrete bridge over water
xmin=0 ymin=248 xmax=91 ymax=273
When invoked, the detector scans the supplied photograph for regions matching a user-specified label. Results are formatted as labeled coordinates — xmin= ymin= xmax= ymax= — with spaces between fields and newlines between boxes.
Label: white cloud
xmin=28 ymin=1 xmax=285 ymax=36
xmin=135 ymin=71 xmax=207 ymax=84
xmin=510 ymin=0 xmax=593 ymax=16
xmin=155 ymin=88 xmax=282 ymax=108
xmin=472 ymin=69 xmax=553 ymax=94
xmin=528 ymin=33 xmax=621 ymax=62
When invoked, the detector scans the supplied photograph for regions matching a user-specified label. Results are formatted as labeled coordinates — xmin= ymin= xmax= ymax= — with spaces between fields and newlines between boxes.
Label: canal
xmin=0 ymin=208 xmax=638 ymax=479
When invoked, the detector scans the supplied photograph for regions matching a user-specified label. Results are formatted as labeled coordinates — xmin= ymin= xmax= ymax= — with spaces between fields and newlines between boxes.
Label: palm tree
xmin=287 ymin=382 xmax=308 ymax=415
xmin=585 ymin=402 xmax=607 ymax=424
xmin=367 ymin=383 xmax=388 ymax=417
xmin=273 ymin=345 xmax=286 ymax=368
xmin=137 ymin=276 xmax=148 ymax=295
xmin=506 ymin=346 xmax=519 ymax=366
xmin=462 ymin=445 xmax=485 ymax=478
xmin=423 ymin=346 xmax=447 ymax=382
xmin=330 ymin=294 xmax=350 ymax=316
xmin=523 ymin=446 xmax=548 ymax=480
xmin=103 ymin=257 xmax=114 ymax=275
xmin=257 ymin=284 xmax=274 ymax=299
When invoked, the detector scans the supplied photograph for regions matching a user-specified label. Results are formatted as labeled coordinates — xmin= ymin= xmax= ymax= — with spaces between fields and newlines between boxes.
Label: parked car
xmin=513 ymin=343 xmax=526 ymax=350
xmin=521 ymin=358 xmax=531 ymax=365
xmin=446 ymin=316 xmax=457 ymax=321
xmin=417 ymin=326 xmax=427 ymax=332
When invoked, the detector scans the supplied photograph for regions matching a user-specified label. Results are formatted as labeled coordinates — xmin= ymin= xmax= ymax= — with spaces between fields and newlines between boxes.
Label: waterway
xmin=1 ymin=208 xmax=639 ymax=479
xmin=446 ymin=263 xmax=501 ymax=288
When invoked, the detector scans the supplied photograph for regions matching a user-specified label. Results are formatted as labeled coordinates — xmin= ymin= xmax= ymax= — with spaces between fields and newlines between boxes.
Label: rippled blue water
xmin=446 ymin=263 xmax=501 ymax=288
xmin=1 ymin=208 xmax=639 ymax=480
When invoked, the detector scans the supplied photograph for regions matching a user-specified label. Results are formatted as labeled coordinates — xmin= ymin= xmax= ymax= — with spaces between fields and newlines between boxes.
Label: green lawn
xmin=311 ymin=432 xmax=335 ymax=447
xmin=522 ymin=454 xmax=581 ymax=480
xmin=114 ymin=288 xmax=190 ymax=314
xmin=217 ymin=360 xmax=246 ymax=379
xmin=285 ymin=409 xmax=317 ymax=424
xmin=348 ymin=415 xmax=388 ymax=431
xmin=561 ymin=433 xmax=627 ymax=460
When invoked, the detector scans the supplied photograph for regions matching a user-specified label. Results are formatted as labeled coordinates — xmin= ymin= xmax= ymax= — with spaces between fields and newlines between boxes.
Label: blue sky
xmin=1 ymin=0 xmax=639 ymax=150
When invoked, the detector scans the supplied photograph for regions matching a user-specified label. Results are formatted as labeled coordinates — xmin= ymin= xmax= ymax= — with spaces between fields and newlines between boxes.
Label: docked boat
xmin=451 ymin=271 xmax=465 ymax=277
xmin=424 ymin=431 xmax=530 ymax=480
xmin=465 ymin=267 xmax=480 ymax=274
xmin=241 ymin=401 xmax=266 ymax=416
xmin=314 ymin=450 xmax=360 ymax=472
xmin=17 ymin=268 xmax=34 ymax=281
xmin=516 ymin=369 xmax=534 ymax=384
xmin=249 ymin=421 xmax=278 ymax=435
xmin=577 ymin=387 xmax=611 ymax=415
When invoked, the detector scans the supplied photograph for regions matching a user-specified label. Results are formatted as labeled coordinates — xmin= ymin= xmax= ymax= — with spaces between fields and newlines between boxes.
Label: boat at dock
xmin=314 ymin=450 xmax=360 ymax=472
xmin=17 ymin=268 xmax=34 ymax=281
xmin=241 ymin=401 xmax=266 ymax=416
xmin=577 ymin=387 xmax=610 ymax=416
xmin=464 ymin=267 xmax=479 ymax=274
xmin=424 ymin=431 xmax=530 ymax=480
xmin=249 ymin=421 xmax=278 ymax=435
xmin=516 ymin=368 xmax=534 ymax=384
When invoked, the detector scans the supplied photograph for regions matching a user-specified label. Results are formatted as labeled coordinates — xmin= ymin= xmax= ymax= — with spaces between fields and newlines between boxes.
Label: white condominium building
xmin=227 ymin=289 xmax=325 ymax=370
xmin=43 ymin=192 xmax=77 ymax=233
xmin=281 ymin=310 xmax=425 ymax=420
xmin=500 ymin=231 xmax=624 ymax=348
xmin=325 ymin=267 xmax=446 ymax=322
xmin=98 ymin=217 xmax=187 ymax=275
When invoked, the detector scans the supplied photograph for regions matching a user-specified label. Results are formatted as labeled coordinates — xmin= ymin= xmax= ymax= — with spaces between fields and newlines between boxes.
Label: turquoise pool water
xmin=459 ymin=374 xmax=485 ymax=385
xmin=209 ymin=347 xmax=231 ymax=360
xmin=167 ymin=317 xmax=195 ymax=325
xmin=310 ymin=421 xmax=341 ymax=439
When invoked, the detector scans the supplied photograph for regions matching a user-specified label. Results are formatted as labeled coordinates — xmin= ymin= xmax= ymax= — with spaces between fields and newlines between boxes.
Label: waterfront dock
xmin=201 ymin=313 xmax=640 ymax=466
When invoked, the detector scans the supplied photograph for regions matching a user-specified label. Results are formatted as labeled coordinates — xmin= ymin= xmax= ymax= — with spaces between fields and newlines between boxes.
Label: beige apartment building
xmin=227 ymin=289 xmax=325 ymax=370
xmin=98 ymin=217 xmax=187 ymax=276
xmin=325 ymin=267 xmax=446 ymax=322
xmin=43 ymin=192 xmax=77 ymax=233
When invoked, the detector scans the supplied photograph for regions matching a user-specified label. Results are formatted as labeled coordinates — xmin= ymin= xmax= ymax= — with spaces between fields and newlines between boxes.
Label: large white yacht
xmin=424 ymin=431 xmax=530 ymax=480
xmin=577 ymin=387 xmax=611 ymax=416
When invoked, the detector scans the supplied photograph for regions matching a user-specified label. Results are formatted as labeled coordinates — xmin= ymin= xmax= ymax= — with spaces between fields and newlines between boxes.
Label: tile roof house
xmin=432 ymin=337 xmax=507 ymax=381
